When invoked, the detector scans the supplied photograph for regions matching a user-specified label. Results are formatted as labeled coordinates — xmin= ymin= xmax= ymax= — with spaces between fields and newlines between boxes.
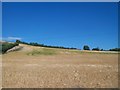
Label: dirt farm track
xmin=2 ymin=44 xmax=119 ymax=88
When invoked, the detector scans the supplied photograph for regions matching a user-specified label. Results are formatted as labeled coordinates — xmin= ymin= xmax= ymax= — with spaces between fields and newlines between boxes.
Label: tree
xmin=109 ymin=48 xmax=120 ymax=51
xmin=101 ymin=49 xmax=103 ymax=51
xmin=92 ymin=47 xmax=100 ymax=51
xmin=83 ymin=45 xmax=90 ymax=50
xmin=16 ymin=40 xmax=21 ymax=43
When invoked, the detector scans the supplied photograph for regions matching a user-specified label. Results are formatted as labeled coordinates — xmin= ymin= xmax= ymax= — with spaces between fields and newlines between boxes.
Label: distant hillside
xmin=0 ymin=40 xmax=119 ymax=54
xmin=16 ymin=40 xmax=120 ymax=52
xmin=16 ymin=40 xmax=78 ymax=50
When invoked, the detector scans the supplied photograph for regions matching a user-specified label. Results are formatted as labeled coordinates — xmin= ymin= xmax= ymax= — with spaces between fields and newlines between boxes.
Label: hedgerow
xmin=0 ymin=42 xmax=19 ymax=54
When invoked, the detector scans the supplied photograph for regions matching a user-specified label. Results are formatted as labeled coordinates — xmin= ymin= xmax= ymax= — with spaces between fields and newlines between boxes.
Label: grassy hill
xmin=0 ymin=40 xmax=119 ymax=55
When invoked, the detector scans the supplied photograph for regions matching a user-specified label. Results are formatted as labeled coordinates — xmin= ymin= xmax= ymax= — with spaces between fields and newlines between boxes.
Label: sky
xmin=2 ymin=2 xmax=118 ymax=50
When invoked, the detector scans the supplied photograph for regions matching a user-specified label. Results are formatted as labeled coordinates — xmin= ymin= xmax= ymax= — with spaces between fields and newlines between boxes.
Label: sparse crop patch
xmin=27 ymin=48 xmax=57 ymax=56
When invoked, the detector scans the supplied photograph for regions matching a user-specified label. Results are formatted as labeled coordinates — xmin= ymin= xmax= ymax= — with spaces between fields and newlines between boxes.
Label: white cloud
xmin=1 ymin=37 xmax=22 ymax=41
xmin=7 ymin=37 xmax=22 ymax=40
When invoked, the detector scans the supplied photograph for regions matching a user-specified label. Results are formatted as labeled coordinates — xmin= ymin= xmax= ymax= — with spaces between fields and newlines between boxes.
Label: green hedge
xmin=109 ymin=48 xmax=120 ymax=51
xmin=16 ymin=40 xmax=77 ymax=50
xmin=0 ymin=42 xmax=19 ymax=54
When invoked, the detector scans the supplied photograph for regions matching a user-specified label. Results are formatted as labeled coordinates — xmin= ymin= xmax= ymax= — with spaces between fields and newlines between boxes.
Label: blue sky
xmin=2 ymin=2 xmax=118 ymax=50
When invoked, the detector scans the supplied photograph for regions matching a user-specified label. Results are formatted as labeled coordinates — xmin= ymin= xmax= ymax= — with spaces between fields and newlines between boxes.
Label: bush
xmin=1 ymin=42 xmax=19 ymax=54
xmin=92 ymin=47 xmax=100 ymax=51
xmin=83 ymin=45 xmax=90 ymax=50
xmin=109 ymin=48 xmax=120 ymax=51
